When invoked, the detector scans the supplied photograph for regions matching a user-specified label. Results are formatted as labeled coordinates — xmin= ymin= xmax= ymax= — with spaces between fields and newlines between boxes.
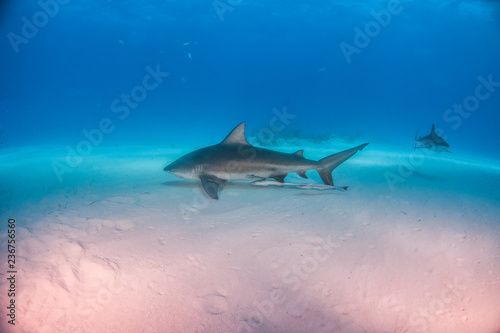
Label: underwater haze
xmin=1 ymin=0 xmax=500 ymax=156
xmin=1 ymin=1 xmax=500 ymax=333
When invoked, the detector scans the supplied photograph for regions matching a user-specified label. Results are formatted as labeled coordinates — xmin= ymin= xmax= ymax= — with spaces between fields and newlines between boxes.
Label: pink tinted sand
xmin=0 ymin=145 xmax=499 ymax=333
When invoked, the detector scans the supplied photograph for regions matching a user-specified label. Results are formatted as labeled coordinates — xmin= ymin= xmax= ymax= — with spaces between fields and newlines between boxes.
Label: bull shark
xmin=414 ymin=124 xmax=451 ymax=152
xmin=163 ymin=122 xmax=369 ymax=199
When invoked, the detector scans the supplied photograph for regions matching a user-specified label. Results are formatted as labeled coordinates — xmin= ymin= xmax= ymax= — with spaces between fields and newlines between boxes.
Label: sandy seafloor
xmin=0 ymin=142 xmax=499 ymax=333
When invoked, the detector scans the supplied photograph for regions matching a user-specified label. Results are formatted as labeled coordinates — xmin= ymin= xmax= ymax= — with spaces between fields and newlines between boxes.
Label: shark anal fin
xmin=273 ymin=174 xmax=287 ymax=183
xmin=200 ymin=175 xmax=227 ymax=200
xmin=297 ymin=171 xmax=308 ymax=179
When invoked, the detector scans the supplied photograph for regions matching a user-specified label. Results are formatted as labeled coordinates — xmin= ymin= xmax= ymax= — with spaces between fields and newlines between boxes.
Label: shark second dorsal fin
xmin=221 ymin=122 xmax=250 ymax=145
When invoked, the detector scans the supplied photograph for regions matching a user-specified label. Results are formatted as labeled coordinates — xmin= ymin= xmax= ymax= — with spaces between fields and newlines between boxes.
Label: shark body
xmin=164 ymin=122 xmax=369 ymax=199
xmin=414 ymin=124 xmax=451 ymax=152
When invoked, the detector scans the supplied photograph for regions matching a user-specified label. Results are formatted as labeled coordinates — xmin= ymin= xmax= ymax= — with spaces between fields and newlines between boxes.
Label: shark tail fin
xmin=316 ymin=143 xmax=369 ymax=186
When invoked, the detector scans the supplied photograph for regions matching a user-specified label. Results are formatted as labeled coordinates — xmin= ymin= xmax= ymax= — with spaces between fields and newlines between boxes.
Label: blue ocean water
xmin=1 ymin=0 xmax=499 ymax=159
xmin=2 ymin=3 xmax=500 ymax=332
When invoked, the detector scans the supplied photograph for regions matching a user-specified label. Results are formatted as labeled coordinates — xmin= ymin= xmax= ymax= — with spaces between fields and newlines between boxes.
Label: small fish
xmin=188 ymin=53 xmax=192 ymax=59
xmin=183 ymin=42 xmax=190 ymax=46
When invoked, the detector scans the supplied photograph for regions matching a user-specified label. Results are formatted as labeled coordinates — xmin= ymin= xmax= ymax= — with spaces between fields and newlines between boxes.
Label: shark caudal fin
xmin=316 ymin=143 xmax=369 ymax=186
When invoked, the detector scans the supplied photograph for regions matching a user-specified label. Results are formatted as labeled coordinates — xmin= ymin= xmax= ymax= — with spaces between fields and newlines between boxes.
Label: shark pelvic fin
xmin=297 ymin=171 xmax=308 ymax=179
xmin=221 ymin=122 xmax=250 ymax=146
xmin=200 ymin=174 xmax=227 ymax=200
xmin=317 ymin=143 xmax=369 ymax=186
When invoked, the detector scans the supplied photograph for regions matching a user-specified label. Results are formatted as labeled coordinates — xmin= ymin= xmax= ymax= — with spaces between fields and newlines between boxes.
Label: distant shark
xmin=414 ymin=124 xmax=451 ymax=152
xmin=164 ymin=122 xmax=369 ymax=199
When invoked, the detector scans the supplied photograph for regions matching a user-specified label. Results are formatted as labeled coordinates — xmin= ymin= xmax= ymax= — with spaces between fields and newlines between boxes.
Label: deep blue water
xmin=1 ymin=0 xmax=500 ymax=159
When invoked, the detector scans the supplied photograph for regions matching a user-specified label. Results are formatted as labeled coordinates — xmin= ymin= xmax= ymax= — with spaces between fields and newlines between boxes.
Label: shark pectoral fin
xmin=200 ymin=175 xmax=227 ymax=200
xmin=273 ymin=174 xmax=287 ymax=183
xmin=297 ymin=171 xmax=308 ymax=179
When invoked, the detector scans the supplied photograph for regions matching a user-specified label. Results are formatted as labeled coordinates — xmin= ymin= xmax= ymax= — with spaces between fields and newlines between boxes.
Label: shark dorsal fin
xmin=221 ymin=122 xmax=250 ymax=145
xmin=293 ymin=149 xmax=304 ymax=158
xmin=431 ymin=124 xmax=436 ymax=135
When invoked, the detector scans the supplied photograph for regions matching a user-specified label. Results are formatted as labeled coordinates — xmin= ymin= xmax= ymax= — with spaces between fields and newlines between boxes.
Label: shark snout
xmin=163 ymin=162 xmax=175 ymax=173
xmin=164 ymin=162 xmax=184 ymax=176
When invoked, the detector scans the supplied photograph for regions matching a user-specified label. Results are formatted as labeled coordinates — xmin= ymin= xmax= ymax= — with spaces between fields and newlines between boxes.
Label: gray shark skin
xmin=164 ymin=122 xmax=369 ymax=199
xmin=414 ymin=124 xmax=451 ymax=152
